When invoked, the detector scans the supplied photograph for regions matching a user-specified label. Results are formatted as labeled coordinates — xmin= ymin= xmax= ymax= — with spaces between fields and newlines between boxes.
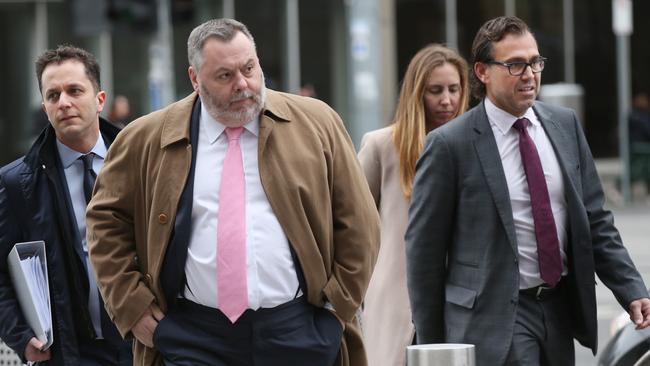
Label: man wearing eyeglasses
xmin=406 ymin=16 xmax=650 ymax=366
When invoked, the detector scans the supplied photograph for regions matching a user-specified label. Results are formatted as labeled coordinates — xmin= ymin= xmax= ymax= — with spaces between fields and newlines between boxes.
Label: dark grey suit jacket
xmin=405 ymin=100 xmax=648 ymax=366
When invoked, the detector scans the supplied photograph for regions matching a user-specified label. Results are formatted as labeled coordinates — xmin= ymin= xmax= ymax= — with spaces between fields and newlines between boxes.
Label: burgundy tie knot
xmin=513 ymin=118 xmax=529 ymax=133
xmin=225 ymin=127 xmax=244 ymax=141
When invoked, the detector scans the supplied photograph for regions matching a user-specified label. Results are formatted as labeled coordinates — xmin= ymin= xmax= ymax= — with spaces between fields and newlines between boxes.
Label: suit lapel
xmin=258 ymin=112 xmax=278 ymax=206
xmin=41 ymin=142 xmax=87 ymax=262
xmin=534 ymin=103 xmax=580 ymax=192
xmin=159 ymin=98 xmax=199 ymax=308
xmin=258 ymin=114 xmax=275 ymax=169
xmin=472 ymin=104 xmax=518 ymax=254
xmin=257 ymin=96 xmax=291 ymax=207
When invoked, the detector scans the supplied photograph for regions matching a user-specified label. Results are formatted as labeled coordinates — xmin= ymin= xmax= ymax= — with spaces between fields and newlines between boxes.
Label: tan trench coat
xmin=86 ymin=90 xmax=380 ymax=366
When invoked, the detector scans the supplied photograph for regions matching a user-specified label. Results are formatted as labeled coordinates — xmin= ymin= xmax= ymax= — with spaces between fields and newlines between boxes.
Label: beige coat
xmin=358 ymin=126 xmax=414 ymax=366
xmin=86 ymin=90 xmax=380 ymax=366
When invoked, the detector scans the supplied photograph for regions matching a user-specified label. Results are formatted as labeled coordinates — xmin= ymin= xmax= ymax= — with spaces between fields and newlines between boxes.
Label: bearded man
xmin=85 ymin=18 xmax=379 ymax=366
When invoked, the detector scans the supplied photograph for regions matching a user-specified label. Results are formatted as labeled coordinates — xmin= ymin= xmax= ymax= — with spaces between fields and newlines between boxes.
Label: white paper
xmin=19 ymin=256 xmax=51 ymax=337
xmin=7 ymin=241 xmax=53 ymax=350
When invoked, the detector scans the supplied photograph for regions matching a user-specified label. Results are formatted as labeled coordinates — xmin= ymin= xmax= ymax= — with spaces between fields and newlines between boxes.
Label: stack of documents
xmin=7 ymin=241 xmax=53 ymax=350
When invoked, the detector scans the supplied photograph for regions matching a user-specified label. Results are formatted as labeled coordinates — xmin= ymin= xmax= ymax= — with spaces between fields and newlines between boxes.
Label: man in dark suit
xmin=0 ymin=45 xmax=131 ymax=365
xmin=405 ymin=16 xmax=650 ymax=366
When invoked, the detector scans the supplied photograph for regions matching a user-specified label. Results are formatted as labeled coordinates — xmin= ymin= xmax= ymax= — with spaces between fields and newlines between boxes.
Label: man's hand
xmin=24 ymin=337 xmax=51 ymax=362
xmin=323 ymin=301 xmax=345 ymax=330
xmin=628 ymin=297 xmax=650 ymax=330
xmin=326 ymin=308 xmax=345 ymax=330
xmin=132 ymin=303 xmax=165 ymax=348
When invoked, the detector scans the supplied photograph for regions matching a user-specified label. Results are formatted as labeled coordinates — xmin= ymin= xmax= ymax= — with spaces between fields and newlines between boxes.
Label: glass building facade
xmin=1 ymin=0 xmax=649 ymax=166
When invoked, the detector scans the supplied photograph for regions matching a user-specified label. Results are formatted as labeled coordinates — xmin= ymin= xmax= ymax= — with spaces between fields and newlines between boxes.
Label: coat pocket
xmin=445 ymin=283 xmax=477 ymax=309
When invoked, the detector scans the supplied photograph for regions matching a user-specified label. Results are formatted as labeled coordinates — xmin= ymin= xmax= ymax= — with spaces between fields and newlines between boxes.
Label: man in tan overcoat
xmin=86 ymin=18 xmax=379 ymax=366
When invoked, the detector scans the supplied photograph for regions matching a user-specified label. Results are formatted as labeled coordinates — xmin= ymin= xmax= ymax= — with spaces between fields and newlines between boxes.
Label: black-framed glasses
xmin=485 ymin=57 xmax=547 ymax=76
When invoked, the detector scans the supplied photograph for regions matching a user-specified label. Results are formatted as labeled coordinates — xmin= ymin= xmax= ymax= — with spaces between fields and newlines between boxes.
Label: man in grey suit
xmin=405 ymin=16 xmax=650 ymax=366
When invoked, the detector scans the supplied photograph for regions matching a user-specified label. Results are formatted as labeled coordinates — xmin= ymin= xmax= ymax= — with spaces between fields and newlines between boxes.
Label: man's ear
xmin=474 ymin=62 xmax=489 ymax=84
xmin=96 ymin=90 xmax=107 ymax=113
xmin=188 ymin=66 xmax=199 ymax=92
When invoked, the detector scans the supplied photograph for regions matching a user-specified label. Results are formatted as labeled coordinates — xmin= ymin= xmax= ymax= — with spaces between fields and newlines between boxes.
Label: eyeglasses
xmin=485 ymin=57 xmax=547 ymax=76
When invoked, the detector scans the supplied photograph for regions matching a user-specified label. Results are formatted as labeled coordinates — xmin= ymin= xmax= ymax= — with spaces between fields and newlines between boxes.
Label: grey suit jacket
xmin=405 ymin=100 xmax=648 ymax=366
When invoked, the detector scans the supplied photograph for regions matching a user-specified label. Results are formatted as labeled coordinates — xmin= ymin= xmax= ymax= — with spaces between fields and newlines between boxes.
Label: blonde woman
xmin=358 ymin=44 xmax=469 ymax=366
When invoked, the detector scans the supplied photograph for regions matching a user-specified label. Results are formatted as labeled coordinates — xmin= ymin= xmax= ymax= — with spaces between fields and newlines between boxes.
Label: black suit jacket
xmin=0 ymin=118 xmax=122 ymax=365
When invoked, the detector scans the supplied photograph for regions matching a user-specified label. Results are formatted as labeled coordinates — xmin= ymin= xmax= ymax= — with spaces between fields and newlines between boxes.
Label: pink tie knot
xmin=226 ymin=127 xmax=244 ymax=141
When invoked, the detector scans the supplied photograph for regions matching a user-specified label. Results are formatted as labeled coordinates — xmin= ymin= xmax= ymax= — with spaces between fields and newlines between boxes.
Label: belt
xmin=519 ymin=282 xmax=562 ymax=301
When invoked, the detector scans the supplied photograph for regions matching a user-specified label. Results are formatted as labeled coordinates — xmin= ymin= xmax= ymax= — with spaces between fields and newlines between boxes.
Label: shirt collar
xmin=200 ymin=98 xmax=260 ymax=144
xmin=56 ymin=133 xmax=107 ymax=169
xmin=485 ymin=97 xmax=539 ymax=135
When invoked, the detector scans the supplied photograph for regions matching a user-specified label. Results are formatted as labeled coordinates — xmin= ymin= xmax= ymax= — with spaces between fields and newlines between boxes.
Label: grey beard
xmin=203 ymin=85 xmax=266 ymax=126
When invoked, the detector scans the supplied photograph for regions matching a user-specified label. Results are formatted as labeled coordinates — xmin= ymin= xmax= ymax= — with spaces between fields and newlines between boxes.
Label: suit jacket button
xmin=158 ymin=213 xmax=168 ymax=224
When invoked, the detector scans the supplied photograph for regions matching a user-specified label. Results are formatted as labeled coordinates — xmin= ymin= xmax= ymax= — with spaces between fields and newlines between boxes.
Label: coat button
xmin=158 ymin=213 xmax=168 ymax=224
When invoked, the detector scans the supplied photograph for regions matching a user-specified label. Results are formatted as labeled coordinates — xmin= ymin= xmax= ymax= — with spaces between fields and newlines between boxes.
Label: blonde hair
xmin=392 ymin=44 xmax=469 ymax=198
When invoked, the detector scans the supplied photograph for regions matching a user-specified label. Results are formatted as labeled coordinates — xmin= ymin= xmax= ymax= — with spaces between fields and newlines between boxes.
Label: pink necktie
xmin=513 ymin=118 xmax=562 ymax=287
xmin=217 ymin=127 xmax=248 ymax=323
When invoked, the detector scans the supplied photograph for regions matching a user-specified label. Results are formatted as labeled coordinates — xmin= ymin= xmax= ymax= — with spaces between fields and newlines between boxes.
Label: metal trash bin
xmin=406 ymin=343 xmax=475 ymax=366
xmin=538 ymin=83 xmax=585 ymax=126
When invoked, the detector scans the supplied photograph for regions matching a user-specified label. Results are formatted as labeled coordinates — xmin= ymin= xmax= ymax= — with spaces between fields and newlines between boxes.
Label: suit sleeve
xmin=0 ymin=173 xmax=36 ymax=361
xmin=357 ymin=132 xmax=381 ymax=208
xmin=86 ymin=132 xmax=156 ymax=338
xmin=574 ymin=113 xmax=649 ymax=307
xmin=405 ymin=131 xmax=457 ymax=343
xmin=321 ymin=109 xmax=380 ymax=323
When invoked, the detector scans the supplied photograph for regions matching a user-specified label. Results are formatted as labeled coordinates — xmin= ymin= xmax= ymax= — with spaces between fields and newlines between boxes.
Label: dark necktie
xmin=80 ymin=153 xmax=97 ymax=204
xmin=513 ymin=118 xmax=562 ymax=287
xmin=79 ymin=153 xmax=103 ymax=337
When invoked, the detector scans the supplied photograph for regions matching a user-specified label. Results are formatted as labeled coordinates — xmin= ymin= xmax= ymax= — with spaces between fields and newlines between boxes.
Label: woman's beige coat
xmin=358 ymin=126 xmax=415 ymax=366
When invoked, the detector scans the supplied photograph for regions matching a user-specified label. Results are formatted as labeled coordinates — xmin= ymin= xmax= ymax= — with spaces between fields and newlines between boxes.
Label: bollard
xmin=406 ymin=343 xmax=475 ymax=366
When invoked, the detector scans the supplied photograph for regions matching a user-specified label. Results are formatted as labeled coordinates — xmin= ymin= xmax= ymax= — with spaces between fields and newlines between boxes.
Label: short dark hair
xmin=35 ymin=45 xmax=101 ymax=93
xmin=470 ymin=16 xmax=531 ymax=99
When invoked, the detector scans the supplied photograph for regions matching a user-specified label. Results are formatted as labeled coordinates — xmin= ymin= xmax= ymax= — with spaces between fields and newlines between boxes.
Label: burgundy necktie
xmin=513 ymin=118 xmax=562 ymax=287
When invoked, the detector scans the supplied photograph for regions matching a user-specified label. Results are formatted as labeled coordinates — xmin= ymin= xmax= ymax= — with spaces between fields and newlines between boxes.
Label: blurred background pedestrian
xmin=107 ymin=94 xmax=132 ymax=128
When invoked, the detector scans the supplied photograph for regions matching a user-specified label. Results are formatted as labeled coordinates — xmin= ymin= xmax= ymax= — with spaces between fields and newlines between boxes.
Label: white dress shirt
xmin=485 ymin=98 xmax=569 ymax=289
xmin=56 ymin=134 xmax=106 ymax=338
xmin=183 ymin=101 xmax=300 ymax=310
